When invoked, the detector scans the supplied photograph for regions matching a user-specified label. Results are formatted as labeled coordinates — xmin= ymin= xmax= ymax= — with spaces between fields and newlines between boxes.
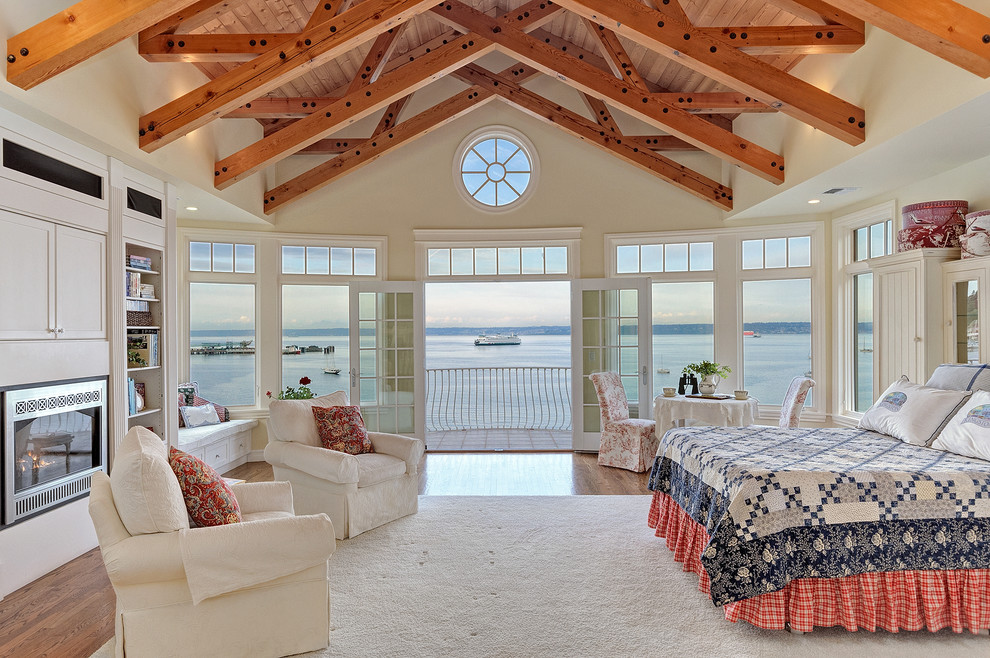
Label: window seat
xmin=177 ymin=419 xmax=258 ymax=474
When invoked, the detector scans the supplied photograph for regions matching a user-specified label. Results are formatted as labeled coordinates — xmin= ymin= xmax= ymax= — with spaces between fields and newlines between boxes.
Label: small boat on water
xmin=283 ymin=345 xmax=302 ymax=355
xmin=474 ymin=333 xmax=521 ymax=346
xmin=657 ymin=354 xmax=669 ymax=374
xmin=743 ymin=330 xmax=762 ymax=338
xmin=323 ymin=345 xmax=341 ymax=375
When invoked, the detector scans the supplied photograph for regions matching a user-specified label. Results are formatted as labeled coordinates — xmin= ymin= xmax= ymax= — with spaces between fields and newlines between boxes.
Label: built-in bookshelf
xmin=124 ymin=245 xmax=165 ymax=436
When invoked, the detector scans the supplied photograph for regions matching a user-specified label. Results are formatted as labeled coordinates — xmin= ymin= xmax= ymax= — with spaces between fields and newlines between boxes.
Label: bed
xmin=647 ymin=424 xmax=990 ymax=633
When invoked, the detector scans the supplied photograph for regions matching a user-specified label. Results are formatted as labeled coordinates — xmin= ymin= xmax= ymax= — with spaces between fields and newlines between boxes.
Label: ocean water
xmin=189 ymin=332 xmax=826 ymax=413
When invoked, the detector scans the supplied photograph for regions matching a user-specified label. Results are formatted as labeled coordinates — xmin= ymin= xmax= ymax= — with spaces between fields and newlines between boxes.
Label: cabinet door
xmin=876 ymin=265 xmax=921 ymax=385
xmin=0 ymin=210 xmax=55 ymax=340
xmin=55 ymin=225 xmax=106 ymax=339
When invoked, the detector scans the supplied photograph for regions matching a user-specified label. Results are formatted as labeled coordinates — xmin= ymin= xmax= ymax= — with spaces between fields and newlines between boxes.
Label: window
xmin=652 ymin=282 xmax=714 ymax=397
xmin=190 ymin=241 xmax=256 ymax=273
xmin=427 ymin=246 xmax=568 ymax=277
xmin=188 ymin=283 xmax=256 ymax=405
xmin=617 ymin=242 xmax=713 ymax=274
xmin=454 ymin=127 xmax=538 ymax=211
xmin=742 ymin=279 xmax=812 ymax=405
xmin=834 ymin=202 xmax=896 ymax=419
xmin=741 ymin=236 xmax=811 ymax=270
xmin=281 ymin=285 xmax=349 ymax=396
xmin=281 ymin=244 xmax=376 ymax=276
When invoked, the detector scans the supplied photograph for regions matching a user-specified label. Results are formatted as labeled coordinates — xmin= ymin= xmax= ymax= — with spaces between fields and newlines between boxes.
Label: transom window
xmin=281 ymin=245 xmax=376 ymax=276
xmin=853 ymin=220 xmax=894 ymax=261
xmin=616 ymin=241 xmax=713 ymax=274
xmin=427 ymin=246 xmax=567 ymax=276
xmin=454 ymin=127 xmax=538 ymax=211
xmin=189 ymin=241 xmax=255 ymax=273
xmin=741 ymin=236 xmax=811 ymax=270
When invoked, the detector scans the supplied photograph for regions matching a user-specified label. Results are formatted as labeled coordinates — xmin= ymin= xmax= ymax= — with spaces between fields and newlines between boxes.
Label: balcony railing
xmin=426 ymin=367 xmax=572 ymax=431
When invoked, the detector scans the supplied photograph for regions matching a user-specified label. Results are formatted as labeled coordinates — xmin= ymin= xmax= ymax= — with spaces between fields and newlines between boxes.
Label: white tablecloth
xmin=653 ymin=395 xmax=760 ymax=434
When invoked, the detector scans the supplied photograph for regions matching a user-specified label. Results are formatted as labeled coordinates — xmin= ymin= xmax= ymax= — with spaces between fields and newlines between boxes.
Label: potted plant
xmin=267 ymin=376 xmax=315 ymax=400
xmin=683 ymin=361 xmax=731 ymax=396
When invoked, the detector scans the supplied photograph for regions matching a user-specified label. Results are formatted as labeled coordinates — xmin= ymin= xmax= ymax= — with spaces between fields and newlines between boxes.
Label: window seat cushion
xmin=177 ymin=418 xmax=258 ymax=452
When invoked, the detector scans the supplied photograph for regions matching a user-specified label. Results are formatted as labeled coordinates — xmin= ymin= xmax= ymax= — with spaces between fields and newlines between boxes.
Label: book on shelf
xmin=139 ymin=283 xmax=156 ymax=299
xmin=125 ymin=299 xmax=150 ymax=312
xmin=127 ymin=377 xmax=136 ymax=415
xmin=127 ymin=255 xmax=153 ymax=270
xmin=125 ymin=271 xmax=142 ymax=297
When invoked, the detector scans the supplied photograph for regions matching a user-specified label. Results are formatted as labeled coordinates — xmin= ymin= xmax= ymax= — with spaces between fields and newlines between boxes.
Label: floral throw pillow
xmin=167 ymin=447 xmax=241 ymax=526
xmin=312 ymin=406 xmax=375 ymax=455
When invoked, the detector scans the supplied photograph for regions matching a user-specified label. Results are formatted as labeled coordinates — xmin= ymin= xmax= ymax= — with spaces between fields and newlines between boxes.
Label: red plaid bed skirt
xmin=648 ymin=490 xmax=990 ymax=633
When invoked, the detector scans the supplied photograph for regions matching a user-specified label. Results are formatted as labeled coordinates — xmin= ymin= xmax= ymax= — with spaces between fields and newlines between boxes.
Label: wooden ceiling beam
xmin=583 ymin=20 xmax=649 ymax=91
xmin=347 ymin=25 xmax=406 ymax=92
xmin=138 ymin=0 xmax=438 ymax=152
xmin=764 ymin=0 xmax=865 ymax=31
xmin=697 ymin=25 xmax=864 ymax=54
xmin=373 ymin=96 xmax=411 ymax=134
xmin=552 ymin=0 xmax=866 ymax=146
xmin=138 ymin=0 xmax=231 ymax=41
xmin=213 ymin=33 xmax=495 ymax=188
xmin=263 ymin=64 xmax=539 ymax=213
xmin=431 ymin=2 xmax=784 ymax=183
xmin=582 ymin=94 xmax=621 ymax=134
xmin=6 ymin=0 xmax=206 ymax=90
xmin=825 ymin=0 xmax=990 ymax=77
xmin=305 ymin=0 xmax=350 ymax=30
xmin=139 ymin=33 xmax=289 ymax=62
xmin=454 ymin=65 xmax=732 ymax=210
xmin=645 ymin=0 xmax=691 ymax=25
xmin=226 ymin=97 xmax=342 ymax=119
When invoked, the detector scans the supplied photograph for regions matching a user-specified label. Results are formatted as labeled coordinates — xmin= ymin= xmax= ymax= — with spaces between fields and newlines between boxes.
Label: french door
xmin=348 ymin=282 xmax=424 ymax=438
xmin=570 ymin=279 xmax=652 ymax=452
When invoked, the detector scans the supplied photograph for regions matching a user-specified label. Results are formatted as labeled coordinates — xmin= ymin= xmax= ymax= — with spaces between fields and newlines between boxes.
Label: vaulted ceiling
xmin=6 ymin=0 xmax=990 ymax=215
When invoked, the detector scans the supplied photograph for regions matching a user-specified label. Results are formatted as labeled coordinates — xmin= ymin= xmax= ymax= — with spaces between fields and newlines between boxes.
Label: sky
xmin=189 ymin=279 xmax=813 ymax=332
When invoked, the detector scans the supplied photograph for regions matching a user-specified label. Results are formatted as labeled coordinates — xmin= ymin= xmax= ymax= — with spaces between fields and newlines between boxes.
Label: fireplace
xmin=2 ymin=378 xmax=107 ymax=526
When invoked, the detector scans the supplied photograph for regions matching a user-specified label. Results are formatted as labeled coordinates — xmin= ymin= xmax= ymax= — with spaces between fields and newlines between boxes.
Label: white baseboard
xmin=248 ymin=449 xmax=266 ymax=462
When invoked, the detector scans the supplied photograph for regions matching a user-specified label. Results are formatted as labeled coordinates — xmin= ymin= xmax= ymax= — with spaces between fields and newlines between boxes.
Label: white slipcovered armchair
xmin=264 ymin=391 xmax=425 ymax=539
xmin=90 ymin=427 xmax=335 ymax=658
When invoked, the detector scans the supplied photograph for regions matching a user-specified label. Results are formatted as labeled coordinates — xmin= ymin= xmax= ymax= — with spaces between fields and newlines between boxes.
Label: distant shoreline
xmin=191 ymin=321 xmax=839 ymax=337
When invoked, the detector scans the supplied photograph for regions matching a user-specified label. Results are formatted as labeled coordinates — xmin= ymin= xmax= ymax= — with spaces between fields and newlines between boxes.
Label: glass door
xmin=570 ymin=279 xmax=652 ymax=452
xmin=349 ymin=283 xmax=424 ymax=437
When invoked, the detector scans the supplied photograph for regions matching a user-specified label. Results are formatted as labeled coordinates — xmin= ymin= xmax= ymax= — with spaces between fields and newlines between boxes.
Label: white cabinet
xmin=869 ymin=249 xmax=958 ymax=386
xmin=0 ymin=209 xmax=105 ymax=340
xmin=943 ymin=256 xmax=990 ymax=365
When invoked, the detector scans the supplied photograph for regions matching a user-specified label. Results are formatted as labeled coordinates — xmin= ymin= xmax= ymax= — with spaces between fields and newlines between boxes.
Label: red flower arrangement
xmin=267 ymin=377 xmax=315 ymax=400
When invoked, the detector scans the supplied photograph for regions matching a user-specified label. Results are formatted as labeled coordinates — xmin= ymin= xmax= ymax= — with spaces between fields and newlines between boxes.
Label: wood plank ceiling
xmin=7 ymin=0 xmax=990 ymax=213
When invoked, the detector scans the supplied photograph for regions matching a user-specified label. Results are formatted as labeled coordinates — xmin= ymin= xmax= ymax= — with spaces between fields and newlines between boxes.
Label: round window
xmin=453 ymin=127 xmax=538 ymax=211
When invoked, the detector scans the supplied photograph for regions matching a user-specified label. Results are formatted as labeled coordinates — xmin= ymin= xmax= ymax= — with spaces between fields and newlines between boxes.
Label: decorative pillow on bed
xmin=858 ymin=376 xmax=971 ymax=446
xmin=312 ymin=405 xmax=374 ymax=455
xmin=926 ymin=363 xmax=990 ymax=392
xmin=931 ymin=389 xmax=990 ymax=461
xmin=168 ymin=447 xmax=241 ymax=526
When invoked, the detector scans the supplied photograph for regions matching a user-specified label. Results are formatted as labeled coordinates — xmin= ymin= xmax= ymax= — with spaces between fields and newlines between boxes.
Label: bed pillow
xmin=926 ymin=363 xmax=990 ymax=392
xmin=858 ymin=377 xmax=971 ymax=446
xmin=931 ymin=389 xmax=990 ymax=461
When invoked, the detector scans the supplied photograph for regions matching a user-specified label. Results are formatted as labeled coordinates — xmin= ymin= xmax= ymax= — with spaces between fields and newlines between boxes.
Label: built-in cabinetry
xmin=0 ymin=210 xmax=106 ymax=341
xmin=109 ymin=161 xmax=177 ymax=451
xmin=943 ymin=256 xmax=990 ymax=365
xmin=868 ymin=248 xmax=959 ymax=386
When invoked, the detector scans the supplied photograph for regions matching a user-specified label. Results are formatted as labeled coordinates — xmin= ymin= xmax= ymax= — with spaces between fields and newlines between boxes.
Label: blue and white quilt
xmin=647 ymin=426 xmax=990 ymax=605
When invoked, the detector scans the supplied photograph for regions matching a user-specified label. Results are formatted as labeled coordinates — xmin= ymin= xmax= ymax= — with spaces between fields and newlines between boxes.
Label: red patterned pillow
xmin=167 ymin=447 xmax=241 ymax=526
xmin=178 ymin=393 xmax=229 ymax=428
xmin=312 ymin=406 xmax=374 ymax=455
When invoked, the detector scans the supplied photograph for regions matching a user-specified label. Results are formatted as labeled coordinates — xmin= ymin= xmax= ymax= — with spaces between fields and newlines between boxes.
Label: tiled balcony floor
xmin=426 ymin=429 xmax=573 ymax=451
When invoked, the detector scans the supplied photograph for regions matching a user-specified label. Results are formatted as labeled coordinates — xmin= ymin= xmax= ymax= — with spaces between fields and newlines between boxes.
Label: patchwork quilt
xmin=647 ymin=426 xmax=990 ymax=605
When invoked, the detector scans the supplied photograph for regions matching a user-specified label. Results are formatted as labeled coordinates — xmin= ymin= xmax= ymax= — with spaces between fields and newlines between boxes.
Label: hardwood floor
xmin=0 ymin=453 xmax=650 ymax=658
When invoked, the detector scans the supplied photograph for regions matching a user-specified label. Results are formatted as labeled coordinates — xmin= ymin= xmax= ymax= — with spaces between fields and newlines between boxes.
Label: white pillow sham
xmin=858 ymin=376 xmax=971 ymax=446
xmin=932 ymin=389 xmax=990 ymax=461
xmin=179 ymin=403 xmax=221 ymax=428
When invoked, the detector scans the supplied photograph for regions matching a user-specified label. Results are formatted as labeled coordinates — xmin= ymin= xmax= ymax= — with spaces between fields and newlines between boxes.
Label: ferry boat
xmin=474 ymin=333 xmax=522 ymax=346
xmin=743 ymin=330 xmax=762 ymax=338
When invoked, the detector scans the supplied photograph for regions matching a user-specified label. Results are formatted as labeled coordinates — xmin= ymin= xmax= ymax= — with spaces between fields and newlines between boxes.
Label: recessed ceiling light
xmin=807 ymin=199 xmax=821 ymax=204
xmin=185 ymin=206 xmax=198 ymax=211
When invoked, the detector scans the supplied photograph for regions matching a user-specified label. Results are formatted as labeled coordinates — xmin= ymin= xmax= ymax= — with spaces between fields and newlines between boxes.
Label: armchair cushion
xmin=355 ymin=453 xmax=408 ymax=487
xmin=265 ymin=439 xmax=359 ymax=484
xmin=110 ymin=426 xmax=189 ymax=535
xmin=313 ymin=405 xmax=374 ymax=455
xmin=168 ymin=447 xmax=241 ymax=526
xmin=268 ymin=391 xmax=348 ymax=447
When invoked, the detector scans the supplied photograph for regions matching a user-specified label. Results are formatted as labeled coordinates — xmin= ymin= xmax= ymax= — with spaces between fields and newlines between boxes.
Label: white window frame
xmin=832 ymin=201 xmax=898 ymax=425
xmin=452 ymin=125 xmax=540 ymax=213
xmin=414 ymin=227 xmax=580 ymax=281
xmin=606 ymin=222 xmax=826 ymax=422
xmin=179 ymin=228 xmax=386 ymax=413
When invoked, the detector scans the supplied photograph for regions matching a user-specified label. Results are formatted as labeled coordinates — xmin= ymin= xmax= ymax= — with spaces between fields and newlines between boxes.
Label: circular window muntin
xmin=453 ymin=126 xmax=539 ymax=212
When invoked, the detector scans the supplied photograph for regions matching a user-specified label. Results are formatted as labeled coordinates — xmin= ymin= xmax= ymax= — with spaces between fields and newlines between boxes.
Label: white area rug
xmin=95 ymin=496 xmax=989 ymax=657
